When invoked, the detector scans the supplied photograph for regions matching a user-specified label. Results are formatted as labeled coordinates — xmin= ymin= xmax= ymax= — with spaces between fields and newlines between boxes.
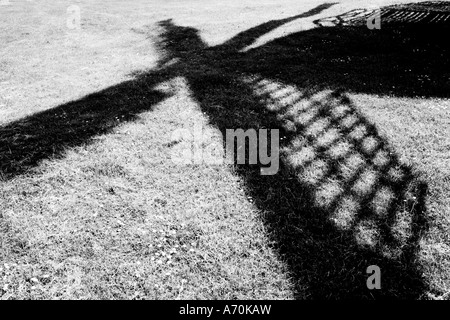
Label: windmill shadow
xmin=150 ymin=2 xmax=442 ymax=298
xmin=1 ymin=1 xmax=444 ymax=298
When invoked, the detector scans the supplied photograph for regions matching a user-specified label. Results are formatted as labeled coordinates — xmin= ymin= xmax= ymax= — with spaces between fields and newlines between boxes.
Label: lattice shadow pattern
xmin=316 ymin=1 xmax=450 ymax=27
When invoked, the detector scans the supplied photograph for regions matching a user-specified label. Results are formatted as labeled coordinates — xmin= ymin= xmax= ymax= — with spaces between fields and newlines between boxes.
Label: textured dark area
xmin=316 ymin=1 xmax=450 ymax=26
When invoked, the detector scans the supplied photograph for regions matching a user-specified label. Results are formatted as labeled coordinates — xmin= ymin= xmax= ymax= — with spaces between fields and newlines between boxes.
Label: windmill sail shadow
xmin=151 ymin=6 xmax=432 ymax=298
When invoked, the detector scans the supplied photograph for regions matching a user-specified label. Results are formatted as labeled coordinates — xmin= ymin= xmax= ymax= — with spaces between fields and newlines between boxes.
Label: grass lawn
xmin=0 ymin=0 xmax=449 ymax=299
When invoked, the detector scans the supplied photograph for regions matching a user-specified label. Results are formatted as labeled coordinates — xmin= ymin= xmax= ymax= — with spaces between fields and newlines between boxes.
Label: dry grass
xmin=1 ymin=0 xmax=449 ymax=300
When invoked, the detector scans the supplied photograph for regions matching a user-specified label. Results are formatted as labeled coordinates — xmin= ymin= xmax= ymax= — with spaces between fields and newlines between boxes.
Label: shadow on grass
xmin=1 ymin=1 xmax=447 ymax=298
xmin=0 ymin=77 xmax=170 ymax=179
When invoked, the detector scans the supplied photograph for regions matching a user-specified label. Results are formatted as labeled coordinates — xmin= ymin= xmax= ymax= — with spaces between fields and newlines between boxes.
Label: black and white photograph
xmin=0 ymin=0 xmax=449 ymax=304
